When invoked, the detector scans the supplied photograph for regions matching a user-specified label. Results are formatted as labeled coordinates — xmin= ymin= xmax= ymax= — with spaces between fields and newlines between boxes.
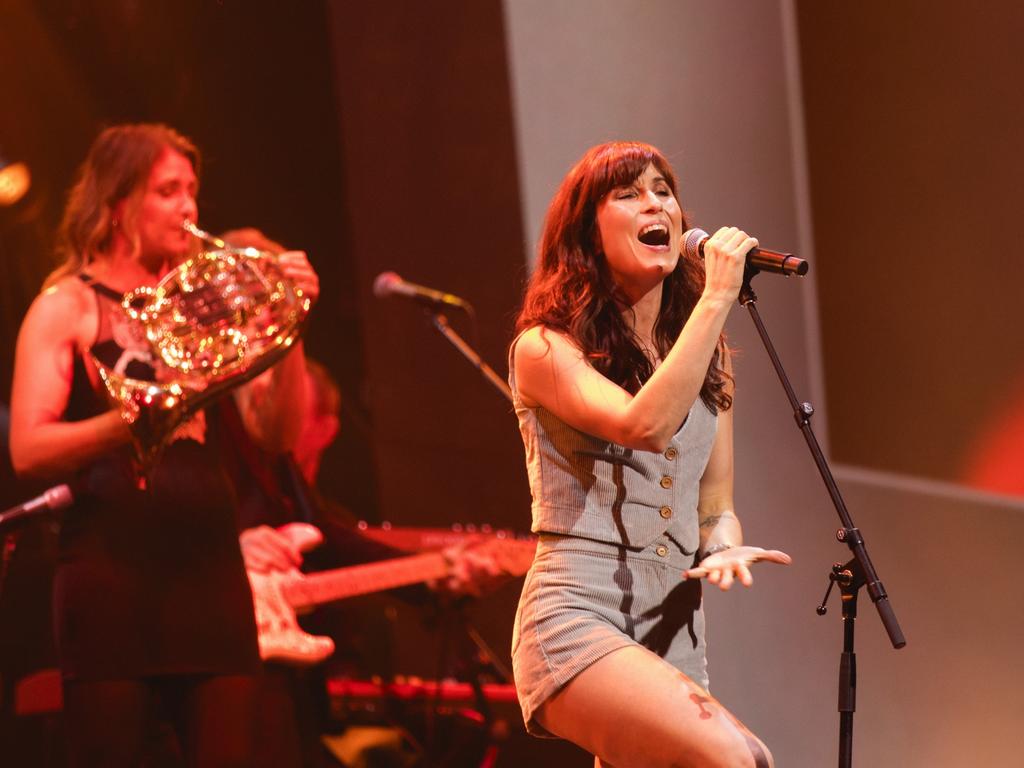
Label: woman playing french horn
xmin=8 ymin=123 xmax=318 ymax=766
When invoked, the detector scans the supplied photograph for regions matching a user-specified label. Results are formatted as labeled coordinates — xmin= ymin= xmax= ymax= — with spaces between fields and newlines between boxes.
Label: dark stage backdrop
xmin=797 ymin=2 xmax=1024 ymax=497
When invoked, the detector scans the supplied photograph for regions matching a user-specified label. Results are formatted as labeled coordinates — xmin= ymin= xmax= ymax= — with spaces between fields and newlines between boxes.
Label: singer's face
xmin=596 ymin=163 xmax=683 ymax=297
xmin=116 ymin=146 xmax=198 ymax=268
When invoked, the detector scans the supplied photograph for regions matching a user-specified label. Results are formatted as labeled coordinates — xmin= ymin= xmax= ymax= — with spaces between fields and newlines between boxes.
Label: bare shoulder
xmin=20 ymin=276 xmax=95 ymax=346
xmin=513 ymin=326 xmax=591 ymax=407
xmin=514 ymin=325 xmax=583 ymax=367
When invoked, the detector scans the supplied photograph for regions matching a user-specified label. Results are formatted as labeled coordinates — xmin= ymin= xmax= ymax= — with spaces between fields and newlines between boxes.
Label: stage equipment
xmin=374 ymin=271 xmax=473 ymax=313
xmin=373 ymin=271 xmax=510 ymax=402
xmin=692 ymin=233 xmax=906 ymax=768
xmin=683 ymin=227 xmax=808 ymax=276
xmin=1 ymin=484 xmax=73 ymax=606
xmin=94 ymin=220 xmax=311 ymax=486
xmin=249 ymin=523 xmax=536 ymax=665
xmin=0 ymin=484 xmax=72 ymax=530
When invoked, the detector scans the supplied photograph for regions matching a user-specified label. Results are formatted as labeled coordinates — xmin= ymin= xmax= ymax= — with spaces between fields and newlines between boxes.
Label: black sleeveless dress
xmin=54 ymin=276 xmax=261 ymax=681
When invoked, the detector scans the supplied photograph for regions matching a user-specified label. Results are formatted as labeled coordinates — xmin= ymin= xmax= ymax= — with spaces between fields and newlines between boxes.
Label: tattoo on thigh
xmin=689 ymin=692 xmax=713 ymax=720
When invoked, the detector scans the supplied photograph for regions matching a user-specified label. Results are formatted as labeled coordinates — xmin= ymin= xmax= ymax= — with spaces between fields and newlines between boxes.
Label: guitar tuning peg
xmin=466 ymin=524 xmax=477 ymax=533
xmin=381 ymin=521 xmax=392 ymax=530
xmin=481 ymin=524 xmax=492 ymax=533
xmin=356 ymin=520 xmax=368 ymax=530
xmin=452 ymin=523 xmax=464 ymax=532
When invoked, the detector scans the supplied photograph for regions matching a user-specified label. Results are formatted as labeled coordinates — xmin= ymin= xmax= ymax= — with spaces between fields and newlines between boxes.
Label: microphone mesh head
xmin=46 ymin=484 xmax=73 ymax=511
xmin=682 ymin=228 xmax=709 ymax=261
xmin=373 ymin=271 xmax=400 ymax=298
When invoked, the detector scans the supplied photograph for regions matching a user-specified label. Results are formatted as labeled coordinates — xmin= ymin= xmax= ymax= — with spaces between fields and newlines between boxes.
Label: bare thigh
xmin=536 ymin=645 xmax=773 ymax=768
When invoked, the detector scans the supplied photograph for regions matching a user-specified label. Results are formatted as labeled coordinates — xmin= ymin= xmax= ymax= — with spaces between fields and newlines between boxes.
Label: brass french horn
xmin=93 ymin=221 xmax=311 ymax=487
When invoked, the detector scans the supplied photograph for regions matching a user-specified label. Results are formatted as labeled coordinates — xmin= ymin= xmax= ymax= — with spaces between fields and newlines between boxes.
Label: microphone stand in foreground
xmin=737 ymin=267 xmax=906 ymax=768
xmin=427 ymin=310 xmax=513 ymax=405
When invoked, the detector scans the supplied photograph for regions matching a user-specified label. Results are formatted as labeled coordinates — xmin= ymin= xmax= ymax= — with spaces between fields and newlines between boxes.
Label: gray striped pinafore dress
xmin=509 ymin=340 xmax=719 ymax=737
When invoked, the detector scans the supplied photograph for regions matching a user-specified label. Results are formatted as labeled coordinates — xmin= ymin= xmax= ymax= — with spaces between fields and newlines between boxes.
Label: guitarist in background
xmin=219 ymin=229 xmax=509 ymax=767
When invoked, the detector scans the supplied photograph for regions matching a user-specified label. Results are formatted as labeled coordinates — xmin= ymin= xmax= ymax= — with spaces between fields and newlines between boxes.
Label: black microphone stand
xmin=427 ymin=311 xmax=513 ymax=404
xmin=737 ymin=267 xmax=906 ymax=768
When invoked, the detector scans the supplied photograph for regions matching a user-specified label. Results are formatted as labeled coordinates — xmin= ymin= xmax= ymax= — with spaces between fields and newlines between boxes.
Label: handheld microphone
xmin=683 ymin=228 xmax=808 ymax=277
xmin=373 ymin=272 xmax=474 ymax=313
xmin=0 ymin=484 xmax=73 ymax=530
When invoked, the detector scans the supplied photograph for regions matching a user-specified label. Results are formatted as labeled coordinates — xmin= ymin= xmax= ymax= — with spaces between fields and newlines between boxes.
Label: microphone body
xmin=373 ymin=272 xmax=473 ymax=313
xmin=683 ymin=229 xmax=808 ymax=277
xmin=0 ymin=484 xmax=73 ymax=529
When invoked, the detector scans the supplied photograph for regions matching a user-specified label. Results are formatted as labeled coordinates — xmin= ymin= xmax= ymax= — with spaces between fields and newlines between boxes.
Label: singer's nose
xmin=642 ymin=189 xmax=663 ymax=211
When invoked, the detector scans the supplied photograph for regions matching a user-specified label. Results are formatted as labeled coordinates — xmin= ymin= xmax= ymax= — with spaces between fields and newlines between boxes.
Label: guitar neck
xmin=283 ymin=552 xmax=449 ymax=610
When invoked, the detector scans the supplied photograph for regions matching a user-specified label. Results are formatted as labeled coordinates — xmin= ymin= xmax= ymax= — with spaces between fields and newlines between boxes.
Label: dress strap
xmin=77 ymin=273 xmax=124 ymax=303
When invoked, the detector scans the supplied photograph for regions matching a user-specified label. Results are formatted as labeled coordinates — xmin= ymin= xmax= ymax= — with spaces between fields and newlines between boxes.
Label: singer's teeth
xmin=638 ymin=224 xmax=669 ymax=246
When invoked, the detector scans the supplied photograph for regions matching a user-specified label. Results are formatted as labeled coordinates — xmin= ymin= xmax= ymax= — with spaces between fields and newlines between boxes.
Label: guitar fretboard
xmin=283 ymin=552 xmax=449 ymax=610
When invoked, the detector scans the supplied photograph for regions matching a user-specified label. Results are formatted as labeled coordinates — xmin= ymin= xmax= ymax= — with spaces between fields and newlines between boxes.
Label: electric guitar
xmin=248 ymin=524 xmax=536 ymax=666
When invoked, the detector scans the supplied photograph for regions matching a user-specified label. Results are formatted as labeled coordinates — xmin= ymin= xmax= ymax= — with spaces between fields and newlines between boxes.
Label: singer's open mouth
xmin=638 ymin=224 xmax=670 ymax=247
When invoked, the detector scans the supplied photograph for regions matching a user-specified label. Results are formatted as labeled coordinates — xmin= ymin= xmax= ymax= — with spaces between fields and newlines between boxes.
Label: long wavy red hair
xmin=516 ymin=141 xmax=731 ymax=412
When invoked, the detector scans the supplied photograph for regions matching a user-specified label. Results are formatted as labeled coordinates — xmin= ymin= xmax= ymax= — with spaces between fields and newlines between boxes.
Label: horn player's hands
xmin=278 ymin=250 xmax=320 ymax=304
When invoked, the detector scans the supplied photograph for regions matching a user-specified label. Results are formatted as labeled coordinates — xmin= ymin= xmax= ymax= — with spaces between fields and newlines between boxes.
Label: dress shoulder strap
xmin=77 ymin=272 xmax=124 ymax=302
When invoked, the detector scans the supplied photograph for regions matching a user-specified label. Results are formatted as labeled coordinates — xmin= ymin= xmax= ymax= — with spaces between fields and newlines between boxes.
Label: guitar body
xmin=248 ymin=568 xmax=337 ymax=665
xmin=248 ymin=525 xmax=537 ymax=666
xmin=248 ymin=523 xmax=336 ymax=665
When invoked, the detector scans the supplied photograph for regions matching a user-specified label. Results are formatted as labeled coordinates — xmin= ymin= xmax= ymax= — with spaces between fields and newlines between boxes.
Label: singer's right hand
xmin=699 ymin=226 xmax=757 ymax=304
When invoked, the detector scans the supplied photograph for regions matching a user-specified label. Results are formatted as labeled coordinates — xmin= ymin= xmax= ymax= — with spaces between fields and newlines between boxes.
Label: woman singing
xmin=8 ymin=123 xmax=318 ymax=766
xmin=510 ymin=141 xmax=790 ymax=768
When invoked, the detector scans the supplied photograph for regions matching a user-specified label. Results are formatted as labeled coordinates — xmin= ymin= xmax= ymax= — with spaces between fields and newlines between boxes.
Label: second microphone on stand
xmin=373 ymin=272 xmax=474 ymax=313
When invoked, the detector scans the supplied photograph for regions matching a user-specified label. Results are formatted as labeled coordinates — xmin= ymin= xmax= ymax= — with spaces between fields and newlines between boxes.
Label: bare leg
xmin=538 ymin=646 xmax=772 ymax=768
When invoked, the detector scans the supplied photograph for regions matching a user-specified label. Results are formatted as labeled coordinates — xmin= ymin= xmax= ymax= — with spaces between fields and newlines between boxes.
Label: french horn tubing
xmin=93 ymin=220 xmax=311 ymax=487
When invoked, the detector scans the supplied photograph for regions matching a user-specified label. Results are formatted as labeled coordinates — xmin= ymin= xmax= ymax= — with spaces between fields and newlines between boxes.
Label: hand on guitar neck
xmin=241 ymin=522 xmax=537 ymax=666
xmin=430 ymin=535 xmax=516 ymax=597
xmin=240 ymin=522 xmax=322 ymax=573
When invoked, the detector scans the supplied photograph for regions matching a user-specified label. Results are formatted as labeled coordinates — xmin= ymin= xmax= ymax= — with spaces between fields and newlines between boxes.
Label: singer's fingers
xmin=755 ymin=549 xmax=792 ymax=566
xmin=718 ymin=567 xmax=735 ymax=591
xmin=723 ymin=229 xmax=756 ymax=255
xmin=705 ymin=227 xmax=754 ymax=263
xmin=707 ymin=226 xmax=738 ymax=248
xmin=737 ymin=563 xmax=754 ymax=587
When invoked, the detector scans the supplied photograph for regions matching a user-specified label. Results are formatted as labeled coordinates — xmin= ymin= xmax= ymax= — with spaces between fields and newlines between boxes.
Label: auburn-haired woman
xmin=9 ymin=123 xmax=317 ymax=766
xmin=510 ymin=141 xmax=790 ymax=768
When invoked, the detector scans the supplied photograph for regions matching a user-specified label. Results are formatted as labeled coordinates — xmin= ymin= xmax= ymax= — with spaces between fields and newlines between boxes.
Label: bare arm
xmin=233 ymin=342 xmax=308 ymax=452
xmin=695 ymin=368 xmax=742 ymax=556
xmin=514 ymin=228 xmax=755 ymax=451
xmin=9 ymin=283 xmax=130 ymax=479
xmin=684 ymin=357 xmax=791 ymax=588
xmin=232 ymin=250 xmax=319 ymax=453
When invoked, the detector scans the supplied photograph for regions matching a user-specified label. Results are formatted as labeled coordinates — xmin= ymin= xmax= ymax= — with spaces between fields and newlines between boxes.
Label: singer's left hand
xmin=278 ymin=250 xmax=320 ymax=304
xmin=683 ymin=545 xmax=791 ymax=590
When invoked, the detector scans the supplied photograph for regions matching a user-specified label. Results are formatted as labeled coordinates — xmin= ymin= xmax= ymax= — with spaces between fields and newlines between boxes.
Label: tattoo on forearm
xmin=699 ymin=515 xmax=723 ymax=530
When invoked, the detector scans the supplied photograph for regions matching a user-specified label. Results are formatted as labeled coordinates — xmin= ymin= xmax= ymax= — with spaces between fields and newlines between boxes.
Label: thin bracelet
xmin=699 ymin=543 xmax=735 ymax=562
